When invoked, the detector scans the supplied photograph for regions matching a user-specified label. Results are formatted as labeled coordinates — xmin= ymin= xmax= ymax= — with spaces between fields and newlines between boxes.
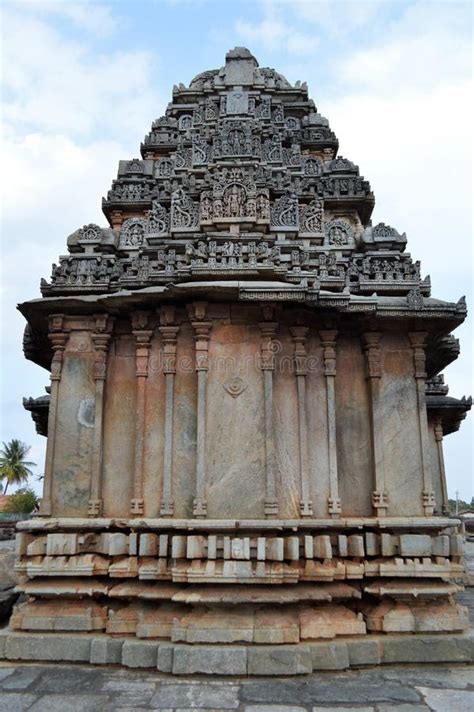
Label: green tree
xmin=2 ymin=487 xmax=38 ymax=514
xmin=0 ymin=439 xmax=36 ymax=494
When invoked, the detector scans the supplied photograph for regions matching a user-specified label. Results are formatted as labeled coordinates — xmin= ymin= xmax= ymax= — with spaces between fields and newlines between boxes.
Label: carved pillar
xmin=259 ymin=313 xmax=279 ymax=517
xmin=433 ymin=417 xmax=449 ymax=515
xmin=190 ymin=303 xmax=212 ymax=518
xmin=159 ymin=306 xmax=179 ymax=517
xmin=290 ymin=326 xmax=312 ymax=517
xmin=409 ymin=332 xmax=435 ymax=516
xmin=319 ymin=329 xmax=341 ymax=518
xmin=41 ymin=315 xmax=69 ymax=516
xmin=131 ymin=311 xmax=153 ymax=516
xmin=88 ymin=314 xmax=113 ymax=517
xmin=362 ymin=332 xmax=388 ymax=516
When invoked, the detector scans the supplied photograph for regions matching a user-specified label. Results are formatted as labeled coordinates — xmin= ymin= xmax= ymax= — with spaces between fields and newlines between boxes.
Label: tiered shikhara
xmin=12 ymin=48 xmax=472 ymax=673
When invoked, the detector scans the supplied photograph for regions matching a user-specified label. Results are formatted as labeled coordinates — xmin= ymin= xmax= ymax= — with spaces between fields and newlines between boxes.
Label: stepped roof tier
xmin=22 ymin=49 xmax=466 ymax=369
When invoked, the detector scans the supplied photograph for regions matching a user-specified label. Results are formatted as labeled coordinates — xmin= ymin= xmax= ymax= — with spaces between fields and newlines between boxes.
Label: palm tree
xmin=0 ymin=440 xmax=36 ymax=494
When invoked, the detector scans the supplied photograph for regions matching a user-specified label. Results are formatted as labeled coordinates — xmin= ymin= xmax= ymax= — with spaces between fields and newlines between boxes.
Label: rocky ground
xmin=0 ymin=540 xmax=472 ymax=711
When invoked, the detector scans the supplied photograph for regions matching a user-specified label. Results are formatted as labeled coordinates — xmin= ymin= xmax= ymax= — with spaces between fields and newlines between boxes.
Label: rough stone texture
xmin=121 ymin=639 xmax=158 ymax=668
xmin=247 ymin=646 xmax=312 ymax=676
xmin=172 ymin=645 xmax=247 ymax=675
xmin=13 ymin=46 xmax=472 ymax=671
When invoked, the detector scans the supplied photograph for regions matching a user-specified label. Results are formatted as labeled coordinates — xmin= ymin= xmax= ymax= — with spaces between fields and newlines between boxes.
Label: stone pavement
xmin=0 ymin=662 xmax=473 ymax=712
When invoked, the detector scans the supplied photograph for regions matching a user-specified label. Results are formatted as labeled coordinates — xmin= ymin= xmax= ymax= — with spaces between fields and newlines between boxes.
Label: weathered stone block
xmin=139 ymin=533 xmax=158 ymax=556
xmin=382 ymin=633 xmax=472 ymax=663
xmin=158 ymin=534 xmax=169 ymax=557
xmin=173 ymin=608 xmax=254 ymax=643
xmin=284 ymin=536 xmax=300 ymax=561
xmin=90 ymin=636 xmax=123 ymax=664
xmin=399 ymin=534 xmax=431 ymax=557
xmin=304 ymin=535 xmax=314 ymax=559
xmin=101 ymin=533 xmax=129 ymax=556
xmin=432 ymin=535 xmax=450 ymax=557
xmin=171 ymin=535 xmax=186 ymax=559
xmin=365 ymin=532 xmax=380 ymax=556
xmin=313 ymin=535 xmax=332 ymax=559
xmin=172 ymin=644 xmax=247 ymax=675
xmin=347 ymin=638 xmax=381 ymax=666
xmin=309 ymin=641 xmax=350 ymax=670
xmin=128 ymin=532 xmax=138 ymax=555
xmin=10 ymin=600 xmax=107 ymax=633
xmin=300 ymin=605 xmax=366 ymax=639
xmin=348 ymin=535 xmax=364 ymax=557
xmin=26 ymin=537 xmax=47 ymax=556
xmin=231 ymin=537 xmax=250 ymax=560
xmin=187 ymin=535 xmax=206 ymax=559
xmin=5 ymin=632 xmax=91 ymax=662
xmin=450 ymin=534 xmax=464 ymax=556
xmin=337 ymin=535 xmax=348 ymax=557
xmin=247 ymin=645 xmax=312 ymax=675
xmin=157 ymin=642 xmax=174 ymax=672
xmin=254 ymin=610 xmax=299 ymax=644
xmin=207 ymin=535 xmax=217 ymax=559
xmin=381 ymin=533 xmax=397 ymax=557
xmin=46 ymin=533 xmax=79 ymax=556
xmin=266 ymin=538 xmax=284 ymax=561
xmin=122 ymin=639 xmax=158 ymax=668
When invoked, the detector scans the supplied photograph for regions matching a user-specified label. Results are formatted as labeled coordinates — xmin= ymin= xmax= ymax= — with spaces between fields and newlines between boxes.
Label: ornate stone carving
xmin=226 ymin=90 xmax=249 ymax=114
xmin=147 ymin=201 xmax=169 ymax=236
xmin=78 ymin=224 xmax=101 ymax=242
xmin=270 ymin=191 xmax=299 ymax=230
xmin=299 ymin=200 xmax=323 ymax=235
xmin=223 ymin=376 xmax=247 ymax=398
xmin=155 ymin=158 xmax=173 ymax=178
xmin=324 ymin=219 xmax=354 ymax=246
xmin=302 ymin=156 xmax=322 ymax=176
xmin=170 ymin=188 xmax=199 ymax=231
xmin=119 ymin=218 xmax=146 ymax=249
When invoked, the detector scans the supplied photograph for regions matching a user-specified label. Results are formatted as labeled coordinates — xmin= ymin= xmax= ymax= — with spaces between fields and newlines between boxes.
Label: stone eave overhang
xmin=17 ymin=516 xmax=464 ymax=533
xmin=426 ymin=393 xmax=472 ymax=435
xmin=18 ymin=285 xmax=466 ymax=370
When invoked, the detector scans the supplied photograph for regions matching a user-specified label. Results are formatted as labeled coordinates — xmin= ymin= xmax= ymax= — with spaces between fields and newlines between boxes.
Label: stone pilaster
xmin=433 ymin=417 xmax=449 ymax=515
xmin=409 ymin=332 xmax=435 ymax=516
xmin=159 ymin=306 xmax=179 ymax=517
xmin=290 ymin=326 xmax=312 ymax=517
xmin=319 ymin=329 xmax=341 ymax=518
xmin=259 ymin=313 xmax=279 ymax=518
xmin=41 ymin=315 xmax=69 ymax=516
xmin=131 ymin=311 xmax=153 ymax=516
xmin=190 ymin=303 xmax=212 ymax=518
xmin=88 ymin=314 xmax=113 ymax=517
xmin=362 ymin=332 xmax=388 ymax=516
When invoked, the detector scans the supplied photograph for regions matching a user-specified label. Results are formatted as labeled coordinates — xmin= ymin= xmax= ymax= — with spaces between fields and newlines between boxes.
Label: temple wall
xmin=102 ymin=332 xmax=136 ymax=517
xmin=428 ymin=421 xmax=444 ymax=513
xmin=274 ymin=324 xmax=304 ymax=518
xmin=46 ymin=313 xmax=434 ymax=520
xmin=304 ymin=332 xmax=331 ymax=518
xmin=206 ymin=321 xmax=266 ymax=518
xmin=51 ymin=330 xmax=95 ymax=516
xmin=380 ymin=333 xmax=424 ymax=516
xmin=336 ymin=333 xmax=373 ymax=517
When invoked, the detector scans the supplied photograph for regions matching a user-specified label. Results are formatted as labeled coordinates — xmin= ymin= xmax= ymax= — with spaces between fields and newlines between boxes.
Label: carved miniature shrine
xmin=8 ymin=48 xmax=472 ymax=673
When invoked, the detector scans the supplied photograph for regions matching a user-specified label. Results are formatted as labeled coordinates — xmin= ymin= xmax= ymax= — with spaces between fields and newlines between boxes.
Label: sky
xmin=1 ymin=0 xmax=472 ymax=501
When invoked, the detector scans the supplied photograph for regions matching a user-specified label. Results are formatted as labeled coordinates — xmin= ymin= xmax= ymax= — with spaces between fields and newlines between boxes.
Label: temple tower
xmin=9 ymin=48 xmax=471 ymax=674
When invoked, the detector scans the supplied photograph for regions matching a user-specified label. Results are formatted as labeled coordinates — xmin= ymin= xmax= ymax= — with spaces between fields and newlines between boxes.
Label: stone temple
xmin=5 ymin=48 xmax=472 ymax=673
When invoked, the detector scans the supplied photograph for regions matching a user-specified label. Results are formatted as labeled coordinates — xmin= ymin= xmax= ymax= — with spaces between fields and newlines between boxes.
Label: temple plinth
xmin=7 ymin=47 xmax=472 ymax=674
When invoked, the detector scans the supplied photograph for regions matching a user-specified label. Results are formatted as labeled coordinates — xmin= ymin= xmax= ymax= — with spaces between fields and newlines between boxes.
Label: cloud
xmin=18 ymin=0 xmax=121 ymax=38
xmin=236 ymin=1 xmax=317 ymax=55
xmin=2 ymin=5 xmax=161 ymax=140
